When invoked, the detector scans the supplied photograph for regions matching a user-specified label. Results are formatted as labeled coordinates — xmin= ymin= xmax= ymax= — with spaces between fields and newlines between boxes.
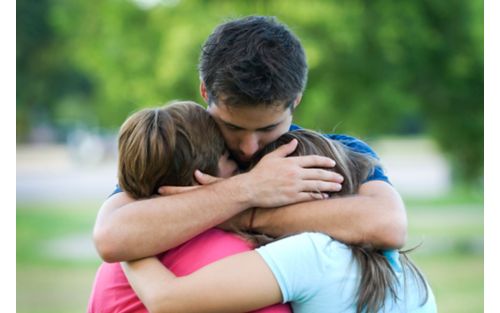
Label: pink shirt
xmin=88 ymin=228 xmax=291 ymax=313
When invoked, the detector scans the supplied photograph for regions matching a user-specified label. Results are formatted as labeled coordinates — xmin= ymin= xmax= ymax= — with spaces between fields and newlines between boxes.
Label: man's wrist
xmin=224 ymin=173 xmax=256 ymax=208
xmin=250 ymin=207 xmax=276 ymax=235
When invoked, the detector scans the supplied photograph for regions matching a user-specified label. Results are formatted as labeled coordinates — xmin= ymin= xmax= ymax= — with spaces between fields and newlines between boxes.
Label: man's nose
xmin=239 ymin=134 xmax=260 ymax=159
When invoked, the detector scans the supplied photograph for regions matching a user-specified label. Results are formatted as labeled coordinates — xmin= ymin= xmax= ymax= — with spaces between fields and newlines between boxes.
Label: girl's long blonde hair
xmin=251 ymin=129 xmax=428 ymax=313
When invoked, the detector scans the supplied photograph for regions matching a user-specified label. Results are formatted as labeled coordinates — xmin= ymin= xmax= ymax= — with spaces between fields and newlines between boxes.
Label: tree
xmin=17 ymin=0 xmax=483 ymax=184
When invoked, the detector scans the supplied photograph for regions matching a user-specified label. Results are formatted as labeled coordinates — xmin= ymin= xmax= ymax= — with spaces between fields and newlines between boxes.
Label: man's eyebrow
xmin=256 ymin=122 xmax=281 ymax=131
xmin=221 ymin=119 xmax=282 ymax=131
xmin=221 ymin=120 xmax=244 ymax=130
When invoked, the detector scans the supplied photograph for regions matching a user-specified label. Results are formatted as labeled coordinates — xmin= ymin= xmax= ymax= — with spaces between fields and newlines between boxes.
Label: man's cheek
xmin=225 ymin=137 xmax=239 ymax=151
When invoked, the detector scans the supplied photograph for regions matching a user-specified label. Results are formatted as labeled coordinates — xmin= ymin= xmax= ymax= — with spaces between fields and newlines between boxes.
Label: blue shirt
xmin=256 ymin=232 xmax=437 ymax=313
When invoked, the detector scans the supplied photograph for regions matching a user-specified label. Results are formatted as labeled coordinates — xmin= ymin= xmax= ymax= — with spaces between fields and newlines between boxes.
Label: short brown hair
xmin=200 ymin=16 xmax=307 ymax=109
xmin=117 ymin=101 xmax=225 ymax=199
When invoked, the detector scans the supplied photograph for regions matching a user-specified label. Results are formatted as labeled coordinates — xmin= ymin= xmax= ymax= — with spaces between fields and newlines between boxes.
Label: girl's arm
xmin=122 ymin=251 xmax=283 ymax=313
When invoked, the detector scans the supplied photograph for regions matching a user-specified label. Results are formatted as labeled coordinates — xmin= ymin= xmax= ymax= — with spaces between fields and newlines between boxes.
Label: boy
xmin=93 ymin=16 xmax=407 ymax=264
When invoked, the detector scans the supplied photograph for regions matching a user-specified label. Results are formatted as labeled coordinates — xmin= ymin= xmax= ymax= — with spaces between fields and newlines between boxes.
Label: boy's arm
xmin=93 ymin=140 xmax=341 ymax=262
xmin=93 ymin=179 xmax=249 ymax=263
xmin=228 ymin=180 xmax=407 ymax=249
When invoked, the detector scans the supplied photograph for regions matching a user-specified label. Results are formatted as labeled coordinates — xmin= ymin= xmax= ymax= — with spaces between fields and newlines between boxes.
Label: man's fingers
xmin=301 ymin=168 xmax=344 ymax=183
xmin=301 ymin=180 xmax=342 ymax=193
xmin=158 ymin=185 xmax=199 ymax=196
xmin=290 ymin=155 xmax=336 ymax=168
xmin=265 ymin=139 xmax=298 ymax=158
xmin=195 ymin=170 xmax=222 ymax=185
xmin=297 ymin=192 xmax=330 ymax=203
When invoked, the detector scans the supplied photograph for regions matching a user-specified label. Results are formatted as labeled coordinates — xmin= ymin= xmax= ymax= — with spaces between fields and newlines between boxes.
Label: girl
xmin=87 ymin=101 xmax=291 ymax=313
xmin=123 ymin=130 xmax=437 ymax=313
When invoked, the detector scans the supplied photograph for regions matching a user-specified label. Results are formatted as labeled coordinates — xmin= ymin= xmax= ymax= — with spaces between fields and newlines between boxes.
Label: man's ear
xmin=293 ymin=93 xmax=303 ymax=110
xmin=200 ymin=81 xmax=209 ymax=103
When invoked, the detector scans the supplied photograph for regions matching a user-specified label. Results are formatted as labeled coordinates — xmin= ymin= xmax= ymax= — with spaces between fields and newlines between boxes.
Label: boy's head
xmin=199 ymin=16 xmax=307 ymax=109
xmin=118 ymin=101 xmax=237 ymax=199
xmin=199 ymin=16 xmax=308 ymax=165
xmin=252 ymin=130 xmax=379 ymax=196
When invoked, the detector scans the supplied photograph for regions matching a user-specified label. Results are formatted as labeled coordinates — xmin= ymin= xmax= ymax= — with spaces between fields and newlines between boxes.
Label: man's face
xmin=207 ymin=102 xmax=294 ymax=167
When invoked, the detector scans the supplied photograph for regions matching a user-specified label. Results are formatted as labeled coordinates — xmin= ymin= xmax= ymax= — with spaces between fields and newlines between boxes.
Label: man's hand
xmin=194 ymin=170 xmax=223 ymax=185
xmin=234 ymin=139 xmax=343 ymax=208
xmin=179 ymin=139 xmax=342 ymax=209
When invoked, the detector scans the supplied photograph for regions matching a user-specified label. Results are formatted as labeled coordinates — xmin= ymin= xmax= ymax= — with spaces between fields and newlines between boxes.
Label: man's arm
xmin=246 ymin=180 xmax=407 ymax=249
xmin=94 ymin=180 xmax=249 ymax=263
xmin=93 ymin=140 xmax=341 ymax=262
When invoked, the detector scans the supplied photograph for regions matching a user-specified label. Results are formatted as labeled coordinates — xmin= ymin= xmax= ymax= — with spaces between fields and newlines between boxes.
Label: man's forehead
xmin=207 ymin=103 xmax=290 ymax=129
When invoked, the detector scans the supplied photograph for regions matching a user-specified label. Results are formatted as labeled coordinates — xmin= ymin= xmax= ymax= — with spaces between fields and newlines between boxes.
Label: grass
xmin=17 ymin=201 xmax=100 ymax=267
xmin=17 ymin=201 xmax=101 ymax=313
xmin=17 ymin=195 xmax=484 ymax=313
xmin=412 ymin=252 xmax=483 ymax=313
xmin=403 ymin=191 xmax=483 ymax=313
xmin=17 ymin=265 xmax=99 ymax=313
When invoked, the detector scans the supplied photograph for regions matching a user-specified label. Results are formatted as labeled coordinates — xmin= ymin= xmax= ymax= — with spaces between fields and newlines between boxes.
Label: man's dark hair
xmin=199 ymin=16 xmax=308 ymax=108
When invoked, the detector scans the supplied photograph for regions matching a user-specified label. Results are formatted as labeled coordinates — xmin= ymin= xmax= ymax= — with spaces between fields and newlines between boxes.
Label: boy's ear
xmin=293 ymin=93 xmax=303 ymax=110
xmin=200 ymin=81 xmax=209 ymax=103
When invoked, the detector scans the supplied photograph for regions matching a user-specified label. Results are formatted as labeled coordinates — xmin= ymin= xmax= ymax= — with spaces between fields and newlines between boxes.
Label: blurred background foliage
xmin=17 ymin=1 xmax=484 ymax=312
xmin=17 ymin=0 xmax=483 ymax=185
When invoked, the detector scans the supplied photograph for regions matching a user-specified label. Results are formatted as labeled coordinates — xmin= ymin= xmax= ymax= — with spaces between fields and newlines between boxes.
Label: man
xmin=93 ymin=16 xmax=407 ymax=263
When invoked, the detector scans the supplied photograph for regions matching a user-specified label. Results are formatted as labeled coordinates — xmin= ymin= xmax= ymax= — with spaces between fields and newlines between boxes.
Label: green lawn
xmin=406 ymin=204 xmax=483 ymax=313
xmin=17 ymin=197 xmax=483 ymax=313
xmin=17 ymin=202 xmax=101 ymax=313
